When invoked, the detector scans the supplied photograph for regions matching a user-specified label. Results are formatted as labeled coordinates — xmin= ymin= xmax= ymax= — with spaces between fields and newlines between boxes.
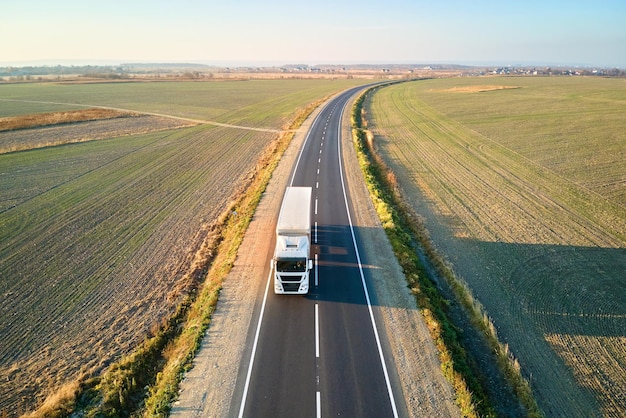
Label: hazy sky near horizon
xmin=2 ymin=0 xmax=625 ymax=67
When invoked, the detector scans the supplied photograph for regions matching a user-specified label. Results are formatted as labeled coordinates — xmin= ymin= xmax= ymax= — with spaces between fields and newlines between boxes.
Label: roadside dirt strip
xmin=171 ymin=93 xmax=459 ymax=417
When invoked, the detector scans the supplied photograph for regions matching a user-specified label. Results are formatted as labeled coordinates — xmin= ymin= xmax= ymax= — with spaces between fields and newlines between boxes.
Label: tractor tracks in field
xmin=366 ymin=82 xmax=626 ymax=417
xmin=0 ymin=101 xmax=283 ymax=413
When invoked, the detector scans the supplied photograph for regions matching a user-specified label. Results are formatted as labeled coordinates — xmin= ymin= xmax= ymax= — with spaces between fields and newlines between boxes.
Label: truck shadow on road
xmin=308 ymin=223 xmax=415 ymax=308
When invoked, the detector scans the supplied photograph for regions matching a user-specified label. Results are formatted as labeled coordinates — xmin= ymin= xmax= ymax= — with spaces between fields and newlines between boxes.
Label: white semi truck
xmin=273 ymin=186 xmax=313 ymax=294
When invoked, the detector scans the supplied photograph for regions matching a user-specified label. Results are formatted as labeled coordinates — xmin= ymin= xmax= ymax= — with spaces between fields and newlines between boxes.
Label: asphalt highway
xmin=232 ymin=87 xmax=404 ymax=418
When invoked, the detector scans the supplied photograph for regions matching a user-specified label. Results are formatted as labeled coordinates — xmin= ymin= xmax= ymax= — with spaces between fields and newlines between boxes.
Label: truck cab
xmin=274 ymin=235 xmax=311 ymax=293
xmin=273 ymin=187 xmax=312 ymax=294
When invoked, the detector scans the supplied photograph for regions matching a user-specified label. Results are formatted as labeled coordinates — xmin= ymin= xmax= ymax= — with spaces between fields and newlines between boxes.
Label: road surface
xmin=234 ymin=87 xmax=402 ymax=417
xmin=171 ymin=87 xmax=459 ymax=418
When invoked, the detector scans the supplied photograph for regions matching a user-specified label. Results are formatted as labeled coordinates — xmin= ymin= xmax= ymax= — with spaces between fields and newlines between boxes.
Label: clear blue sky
xmin=2 ymin=0 xmax=625 ymax=67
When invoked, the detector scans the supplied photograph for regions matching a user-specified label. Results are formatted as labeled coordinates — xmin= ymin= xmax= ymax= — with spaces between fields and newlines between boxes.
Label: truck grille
xmin=282 ymin=283 xmax=301 ymax=292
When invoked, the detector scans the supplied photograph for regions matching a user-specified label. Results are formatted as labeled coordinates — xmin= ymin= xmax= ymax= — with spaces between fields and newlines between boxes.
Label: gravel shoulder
xmin=171 ymin=92 xmax=459 ymax=417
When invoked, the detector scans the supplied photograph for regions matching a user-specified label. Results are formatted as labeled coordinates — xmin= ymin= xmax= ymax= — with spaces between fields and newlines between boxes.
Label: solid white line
xmin=315 ymin=303 xmax=320 ymax=357
xmin=289 ymin=107 xmax=326 ymax=186
xmin=317 ymin=391 xmax=322 ymax=418
xmin=336 ymin=96 xmax=399 ymax=418
xmin=238 ymin=265 xmax=274 ymax=418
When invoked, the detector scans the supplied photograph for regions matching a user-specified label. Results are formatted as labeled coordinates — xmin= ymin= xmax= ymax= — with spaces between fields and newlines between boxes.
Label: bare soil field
xmin=0 ymin=79 xmax=367 ymax=416
xmin=441 ymin=85 xmax=521 ymax=93
xmin=0 ymin=112 xmax=194 ymax=153
xmin=0 ymin=108 xmax=133 ymax=131
xmin=365 ymin=77 xmax=625 ymax=417
xmin=0 ymin=124 xmax=275 ymax=415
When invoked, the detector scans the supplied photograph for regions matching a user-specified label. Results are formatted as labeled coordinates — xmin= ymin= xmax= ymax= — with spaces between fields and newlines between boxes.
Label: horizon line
xmin=0 ymin=59 xmax=623 ymax=69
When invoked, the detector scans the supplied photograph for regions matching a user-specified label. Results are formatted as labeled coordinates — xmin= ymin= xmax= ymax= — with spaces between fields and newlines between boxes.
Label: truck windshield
xmin=276 ymin=258 xmax=307 ymax=272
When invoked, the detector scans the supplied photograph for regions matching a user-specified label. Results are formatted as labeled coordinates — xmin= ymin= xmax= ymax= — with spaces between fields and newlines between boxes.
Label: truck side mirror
xmin=308 ymin=259 xmax=313 ymax=270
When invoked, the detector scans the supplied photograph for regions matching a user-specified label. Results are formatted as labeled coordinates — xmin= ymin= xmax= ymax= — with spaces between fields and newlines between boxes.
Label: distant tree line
xmin=0 ymin=65 xmax=125 ymax=77
xmin=1 ymin=64 xmax=624 ymax=81
xmin=0 ymin=64 xmax=219 ymax=81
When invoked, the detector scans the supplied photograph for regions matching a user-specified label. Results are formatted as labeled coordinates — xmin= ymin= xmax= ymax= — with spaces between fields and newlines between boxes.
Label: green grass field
xmin=0 ymin=79 xmax=360 ymax=127
xmin=365 ymin=77 xmax=625 ymax=417
xmin=0 ymin=78 xmax=367 ymax=414
xmin=399 ymin=77 xmax=626 ymax=205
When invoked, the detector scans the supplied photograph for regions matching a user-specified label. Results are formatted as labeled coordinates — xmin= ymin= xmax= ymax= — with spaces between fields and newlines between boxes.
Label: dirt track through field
xmin=0 ymin=98 xmax=295 ymax=133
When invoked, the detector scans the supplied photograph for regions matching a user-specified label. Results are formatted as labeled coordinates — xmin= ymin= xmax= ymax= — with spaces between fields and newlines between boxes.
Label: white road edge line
xmin=336 ymin=95 xmax=400 ymax=418
xmin=237 ymin=265 xmax=273 ymax=418
xmin=289 ymin=107 xmax=325 ymax=186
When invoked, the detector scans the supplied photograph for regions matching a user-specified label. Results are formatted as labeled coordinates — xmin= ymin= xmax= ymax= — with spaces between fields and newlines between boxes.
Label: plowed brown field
xmin=0 ymin=109 xmax=194 ymax=153
xmin=0 ymin=79 xmax=366 ymax=415
xmin=365 ymin=77 xmax=625 ymax=417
